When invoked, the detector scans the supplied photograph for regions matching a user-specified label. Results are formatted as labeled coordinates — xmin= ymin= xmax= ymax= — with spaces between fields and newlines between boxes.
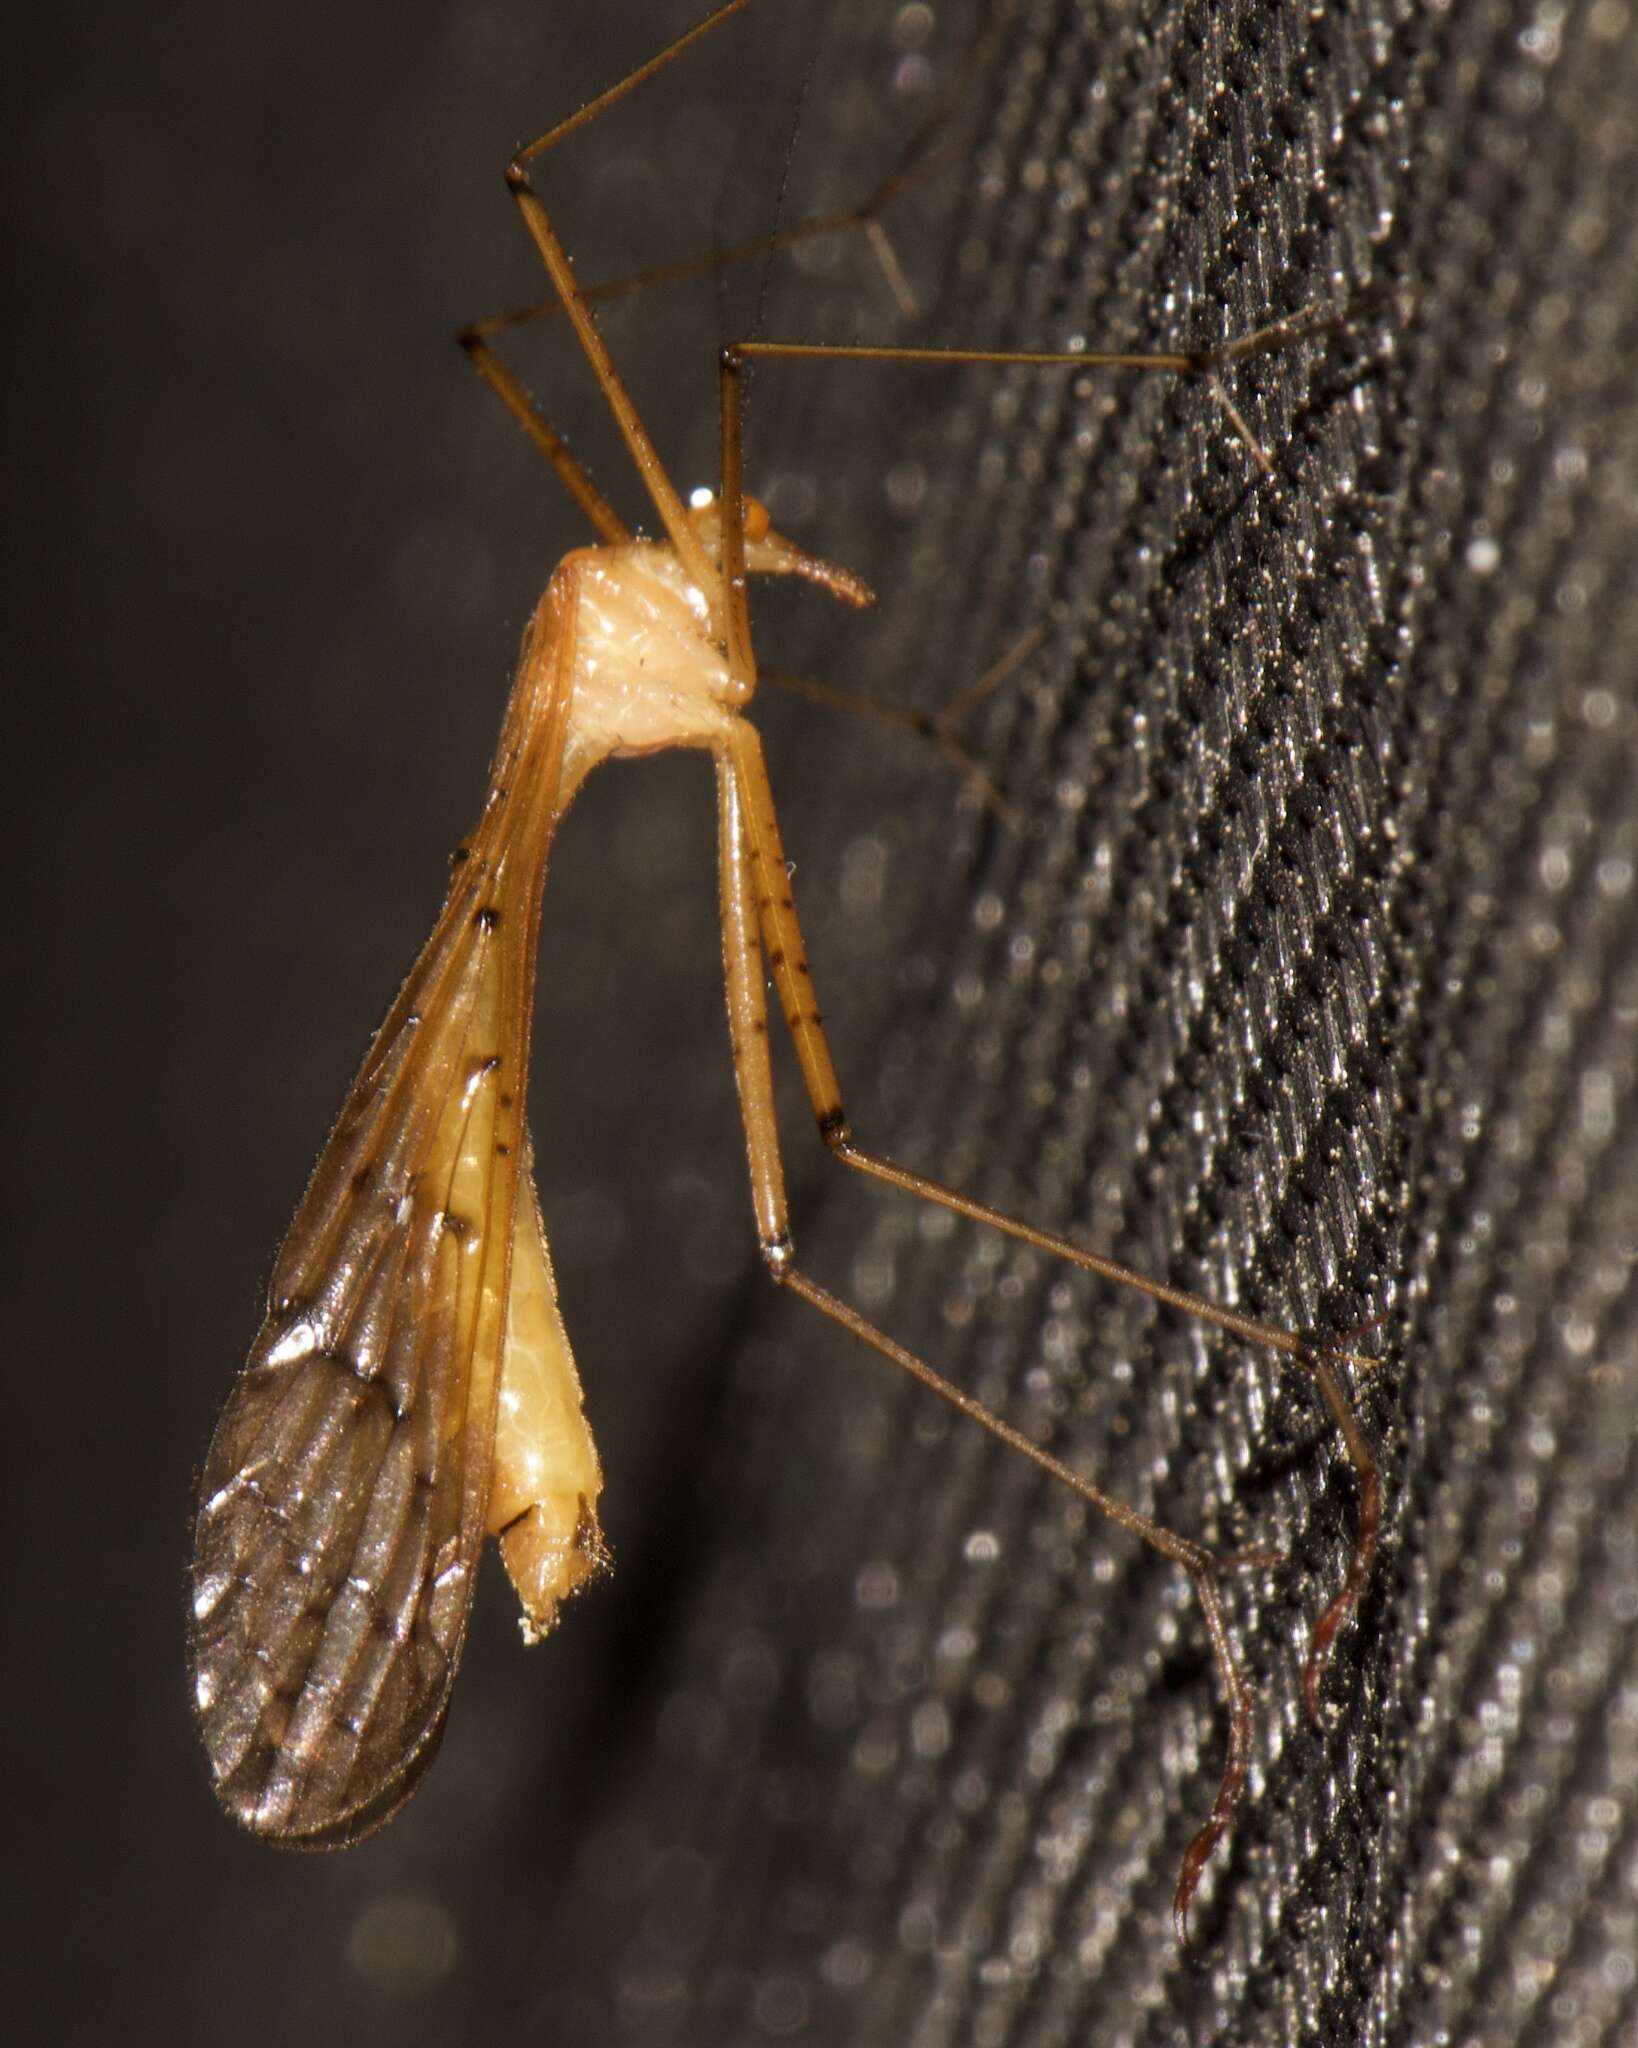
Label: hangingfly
xmin=190 ymin=498 xmax=872 ymax=1842
xmin=190 ymin=0 xmax=1386 ymax=1942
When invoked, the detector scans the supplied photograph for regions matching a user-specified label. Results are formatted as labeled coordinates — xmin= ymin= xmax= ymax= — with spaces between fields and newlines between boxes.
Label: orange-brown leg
xmin=710 ymin=319 xmax=1385 ymax=1730
xmin=460 ymin=0 xmax=1020 ymax=342
xmin=710 ymin=740 xmax=1268 ymax=1943
xmin=727 ymin=292 xmax=1405 ymax=481
xmin=454 ymin=2 xmax=764 ymax=594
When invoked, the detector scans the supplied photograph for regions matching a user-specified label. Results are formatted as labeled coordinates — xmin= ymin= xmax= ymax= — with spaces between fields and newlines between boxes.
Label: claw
xmin=1172 ymin=1566 xmax=1254 ymax=1951
xmin=1307 ymin=1307 xmax=1389 ymax=1376
xmin=1299 ymin=1354 xmax=1383 ymax=1720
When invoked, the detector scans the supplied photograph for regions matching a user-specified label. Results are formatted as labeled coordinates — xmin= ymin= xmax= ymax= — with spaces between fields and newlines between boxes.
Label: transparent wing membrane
xmin=190 ymin=589 xmax=575 ymax=1843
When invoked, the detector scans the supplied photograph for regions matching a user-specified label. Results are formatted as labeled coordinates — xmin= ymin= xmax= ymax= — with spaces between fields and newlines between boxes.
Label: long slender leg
xmin=761 ymin=627 xmax=1047 ymax=829
xmin=463 ymin=0 xmax=1019 ymax=344
xmin=456 ymin=334 xmax=633 ymax=547
xmin=456 ymin=2 xmax=765 ymax=598
xmin=455 ymin=4 xmax=773 ymax=545
xmin=461 ymin=0 xmax=1376 ymax=539
xmin=729 ymin=293 xmax=1403 ymax=480
xmin=713 ymin=322 xmax=1384 ymax=1707
xmin=711 ymin=743 xmax=1261 ymax=1942
xmin=718 ymin=699 xmax=1379 ymax=1710
xmin=721 ymin=711 xmax=1369 ymax=1367
xmin=458 ymin=0 xmax=1399 ymax=543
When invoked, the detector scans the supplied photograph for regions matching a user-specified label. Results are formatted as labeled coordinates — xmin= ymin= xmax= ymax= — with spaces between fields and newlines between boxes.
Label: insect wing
xmin=190 ymin=589 xmax=574 ymax=1844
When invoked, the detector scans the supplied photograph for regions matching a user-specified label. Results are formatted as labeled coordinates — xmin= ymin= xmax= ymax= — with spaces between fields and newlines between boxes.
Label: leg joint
xmin=817 ymin=1107 xmax=852 ymax=1153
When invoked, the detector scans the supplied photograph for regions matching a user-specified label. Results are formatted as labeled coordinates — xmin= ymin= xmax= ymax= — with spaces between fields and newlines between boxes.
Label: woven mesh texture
xmin=13 ymin=0 xmax=1636 ymax=2042
xmin=543 ymin=3 xmax=1638 ymax=2041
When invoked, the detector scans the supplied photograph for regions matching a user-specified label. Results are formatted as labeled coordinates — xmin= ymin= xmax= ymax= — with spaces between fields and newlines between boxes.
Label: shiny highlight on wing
xmin=189 ymin=587 xmax=574 ymax=1844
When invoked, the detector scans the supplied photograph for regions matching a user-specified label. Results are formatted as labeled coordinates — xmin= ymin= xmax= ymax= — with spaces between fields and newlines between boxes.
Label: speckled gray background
xmin=9 ymin=1 xmax=1636 ymax=2042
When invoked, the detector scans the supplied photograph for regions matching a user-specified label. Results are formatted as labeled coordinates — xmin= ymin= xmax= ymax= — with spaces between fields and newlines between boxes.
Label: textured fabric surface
xmin=554 ymin=3 xmax=1638 ymax=2041
xmin=11 ymin=0 xmax=1635 ymax=2043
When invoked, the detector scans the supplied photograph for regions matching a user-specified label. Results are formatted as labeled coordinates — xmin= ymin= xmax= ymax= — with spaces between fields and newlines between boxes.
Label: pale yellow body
xmin=480 ymin=536 xmax=752 ymax=1636
xmin=487 ymin=1149 xmax=605 ymax=1636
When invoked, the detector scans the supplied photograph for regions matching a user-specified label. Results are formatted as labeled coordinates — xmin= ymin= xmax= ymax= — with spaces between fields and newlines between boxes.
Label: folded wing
xmin=190 ymin=584 xmax=576 ymax=1843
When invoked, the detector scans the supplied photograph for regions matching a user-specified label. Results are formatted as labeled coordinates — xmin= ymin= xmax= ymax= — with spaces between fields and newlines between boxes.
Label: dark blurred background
xmin=8 ymin=2 xmax=1637 ymax=2043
